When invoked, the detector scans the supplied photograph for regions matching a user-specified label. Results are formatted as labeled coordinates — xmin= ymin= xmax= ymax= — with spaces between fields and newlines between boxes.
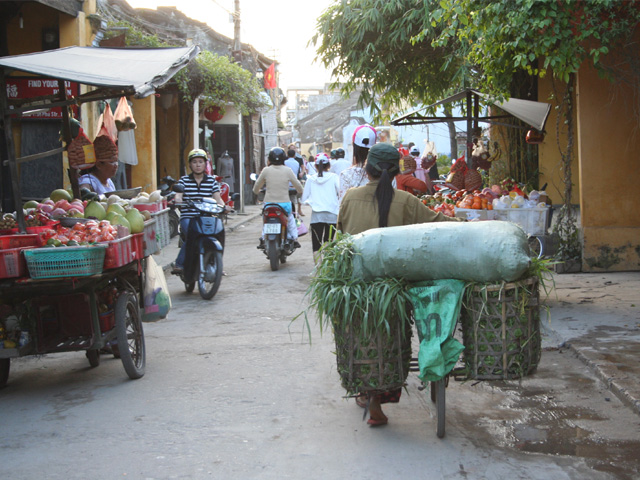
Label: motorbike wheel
xmin=184 ymin=282 xmax=195 ymax=293
xmin=267 ymin=239 xmax=279 ymax=271
xmin=279 ymin=251 xmax=287 ymax=264
xmin=198 ymin=250 xmax=223 ymax=300
xmin=169 ymin=212 xmax=179 ymax=238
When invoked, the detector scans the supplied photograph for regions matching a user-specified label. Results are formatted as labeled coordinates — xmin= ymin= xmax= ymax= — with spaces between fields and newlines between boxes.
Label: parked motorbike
xmin=214 ymin=175 xmax=240 ymax=223
xmin=171 ymin=184 xmax=225 ymax=300
xmin=159 ymin=175 xmax=179 ymax=238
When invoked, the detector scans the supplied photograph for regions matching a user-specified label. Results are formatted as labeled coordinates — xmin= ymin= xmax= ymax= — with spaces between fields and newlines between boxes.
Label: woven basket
xmin=460 ymin=276 xmax=541 ymax=380
xmin=333 ymin=313 xmax=412 ymax=395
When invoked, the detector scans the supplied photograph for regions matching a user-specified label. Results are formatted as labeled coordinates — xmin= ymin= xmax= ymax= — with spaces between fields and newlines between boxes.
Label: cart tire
xmin=434 ymin=378 xmax=446 ymax=438
xmin=198 ymin=250 xmax=223 ymax=300
xmin=184 ymin=282 xmax=195 ymax=293
xmin=115 ymin=292 xmax=145 ymax=379
xmin=268 ymin=239 xmax=279 ymax=271
xmin=86 ymin=350 xmax=100 ymax=368
xmin=0 ymin=358 xmax=9 ymax=388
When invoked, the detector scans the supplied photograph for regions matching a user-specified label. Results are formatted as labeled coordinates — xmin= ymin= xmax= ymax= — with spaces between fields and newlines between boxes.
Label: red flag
xmin=263 ymin=63 xmax=276 ymax=90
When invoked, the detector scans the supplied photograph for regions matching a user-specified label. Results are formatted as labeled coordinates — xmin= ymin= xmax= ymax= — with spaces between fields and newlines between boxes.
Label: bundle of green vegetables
xmin=298 ymin=232 xmax=414 ymax=394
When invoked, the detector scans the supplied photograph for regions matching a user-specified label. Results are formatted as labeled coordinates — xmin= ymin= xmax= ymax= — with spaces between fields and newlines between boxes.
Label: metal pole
xmin=193 ymin=98 xmax=199 ymax=149
xmin=238 ymin=110 xmax=245 ymax=213
xmin=466 ymin=90 xmax=473 ymax=168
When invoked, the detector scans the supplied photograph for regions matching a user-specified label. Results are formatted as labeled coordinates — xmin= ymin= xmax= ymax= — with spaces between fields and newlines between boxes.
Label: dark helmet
xmin=335 ymin=148 xmax=346 ymax=158
xmin=330 ymin=149 xmax=337 ymax=159
xmin=268 ymin=147 xmax=287 ymax=163
xmin=188 ymin=148 xmax=207 ymax=162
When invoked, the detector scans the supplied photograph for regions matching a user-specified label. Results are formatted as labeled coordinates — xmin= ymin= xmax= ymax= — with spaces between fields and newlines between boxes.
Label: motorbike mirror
xmin=249 ymin=173 xmax=258 ymax=182
xmin=172 ymin=183 xmax=185 ymax=193
xmin=231 ymin=193 xmax=240 ymax=202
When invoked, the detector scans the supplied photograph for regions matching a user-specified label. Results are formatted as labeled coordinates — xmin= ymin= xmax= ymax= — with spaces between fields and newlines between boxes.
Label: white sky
xmin=126 ymin=0 xmax=336 ymax=91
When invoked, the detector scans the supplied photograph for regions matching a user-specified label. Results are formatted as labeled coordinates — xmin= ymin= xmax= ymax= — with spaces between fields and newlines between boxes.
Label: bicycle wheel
xmin=434 ymin=378 xmax=446 ymax=438
xmin=527 ymin=235 xmax=544 ymax=259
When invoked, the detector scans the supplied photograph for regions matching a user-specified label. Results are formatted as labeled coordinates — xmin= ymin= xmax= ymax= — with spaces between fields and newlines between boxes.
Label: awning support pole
xmin=1 ymin=70 xmax=26 ymax=232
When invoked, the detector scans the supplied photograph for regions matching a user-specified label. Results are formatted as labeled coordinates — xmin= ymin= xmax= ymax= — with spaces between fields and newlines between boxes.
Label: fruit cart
xmin=0 ymin=46 xmax=198 ymax=388
xmin=0 ymin=233 xmax=150 ymax=388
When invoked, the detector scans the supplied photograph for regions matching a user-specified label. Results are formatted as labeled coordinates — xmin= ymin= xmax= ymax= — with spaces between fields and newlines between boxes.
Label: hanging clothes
xmin=218 ymin=151 xmax=235 ymax=193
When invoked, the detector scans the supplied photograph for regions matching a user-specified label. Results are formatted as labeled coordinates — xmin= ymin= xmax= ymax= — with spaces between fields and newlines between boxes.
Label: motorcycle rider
xmin=171 ymin=148 xmax=229 ymax=273
xmin=253 ymin=147 xmax=304 ymax=249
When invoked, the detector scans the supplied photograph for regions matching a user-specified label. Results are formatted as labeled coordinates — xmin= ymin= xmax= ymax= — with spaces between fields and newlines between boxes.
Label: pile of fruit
xmin=421 ymin=181 xmax=532 ymax=217
xmin=41 ymin=220 xmax=118 ymax=247
xmin=0 ymin=187 xmax=164 ymax=247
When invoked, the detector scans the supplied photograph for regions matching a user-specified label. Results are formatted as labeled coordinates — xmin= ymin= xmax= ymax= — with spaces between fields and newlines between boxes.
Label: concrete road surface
xmin=1 ymin=206 xmax=639 ymax=479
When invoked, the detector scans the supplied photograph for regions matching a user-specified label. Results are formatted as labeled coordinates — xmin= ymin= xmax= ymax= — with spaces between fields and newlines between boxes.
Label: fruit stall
xmin=0 ymin=46 xmax=198 ymax=388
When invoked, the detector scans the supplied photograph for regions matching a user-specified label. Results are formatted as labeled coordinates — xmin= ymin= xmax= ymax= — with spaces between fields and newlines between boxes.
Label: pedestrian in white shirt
xmin=301 ymin=153 xmax=340 ymax=263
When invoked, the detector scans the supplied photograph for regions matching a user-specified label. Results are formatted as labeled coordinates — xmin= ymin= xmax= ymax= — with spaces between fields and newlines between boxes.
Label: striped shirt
xmin=177 ymin=173 xmax=220 ymax=218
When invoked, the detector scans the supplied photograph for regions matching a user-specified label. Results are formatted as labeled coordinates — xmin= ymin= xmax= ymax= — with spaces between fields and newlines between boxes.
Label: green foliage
xmin=312 ymin=0 xmax=459 ymax=121
xmin=174 ymin=51 xmax=267 ymax=116
xmin=314 ymin=0 xmax=640 ymax=114
xmin=429 ymin=0 xmax=640 ymax=98
xmin=104 ymin=20 xmax=173 ymax=47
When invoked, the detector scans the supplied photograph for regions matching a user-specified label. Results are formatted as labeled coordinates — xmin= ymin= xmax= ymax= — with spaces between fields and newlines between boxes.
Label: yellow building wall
xmin=156 ymin=98 xmax=182 ymax=180
xmin=536 ymin=78 xmax=580 ymax=206
xmin=130 ymin=97 xmax=157 ymax=192
xmin=575 ymin=61 xmax=640 ymax=271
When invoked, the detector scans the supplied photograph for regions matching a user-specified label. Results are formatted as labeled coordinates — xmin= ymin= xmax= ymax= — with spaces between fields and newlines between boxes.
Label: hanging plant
xmin=174 ymin=51 xmax=267 ymax=116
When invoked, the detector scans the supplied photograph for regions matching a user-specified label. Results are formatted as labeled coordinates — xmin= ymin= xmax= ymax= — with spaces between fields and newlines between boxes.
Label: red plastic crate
xmin=0 ymin=234 xmax=40 ymax=249
xmin=103 ymin=233 xmax=144 ymax=269
xmin=0 ymin=247 xmax=33 ymax=278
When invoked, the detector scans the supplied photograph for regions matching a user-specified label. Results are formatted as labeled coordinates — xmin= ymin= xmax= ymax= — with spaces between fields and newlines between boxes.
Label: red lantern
xmin=526 ymin=129 xmax=545 ymax=144
xmin=203 ymin=106 xmax=224 ymax=123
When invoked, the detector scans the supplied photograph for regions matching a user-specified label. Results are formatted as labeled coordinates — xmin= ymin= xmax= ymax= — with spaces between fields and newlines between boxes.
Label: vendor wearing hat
xmin=336 ymin=142 xmax=461 ymax=427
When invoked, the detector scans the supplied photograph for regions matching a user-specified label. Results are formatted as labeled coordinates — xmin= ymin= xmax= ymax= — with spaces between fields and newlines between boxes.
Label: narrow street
xmin=1 ymin=209 xmax=639 ymax=480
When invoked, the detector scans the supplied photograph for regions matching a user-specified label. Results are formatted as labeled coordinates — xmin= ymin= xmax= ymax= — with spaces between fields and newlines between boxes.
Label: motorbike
xmin=171 ymin=184 xmax=226 ymax=300
xmin=214 ymin=175 xmax=240 ymax=223
xmin=159 ymin=175 xmax=180 ymax=238
xmin=250 ymin=173 xmax=299 ymax=271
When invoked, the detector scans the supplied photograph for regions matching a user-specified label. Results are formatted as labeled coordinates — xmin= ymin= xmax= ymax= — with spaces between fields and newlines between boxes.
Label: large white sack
xmin=351 ymin=221 xmax=530 ymax=283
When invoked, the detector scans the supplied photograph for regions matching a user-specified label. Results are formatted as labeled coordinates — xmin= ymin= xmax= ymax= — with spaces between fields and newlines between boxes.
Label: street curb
xmin=542 ymin=322 xmax=640 ymax=417
xmin=568 ymin=344 xmax=640 ymax=416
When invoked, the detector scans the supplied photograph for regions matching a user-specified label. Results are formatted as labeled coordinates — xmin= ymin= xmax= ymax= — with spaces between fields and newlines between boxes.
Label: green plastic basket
xmin=24 ymin=245 xmax=106 ymax=279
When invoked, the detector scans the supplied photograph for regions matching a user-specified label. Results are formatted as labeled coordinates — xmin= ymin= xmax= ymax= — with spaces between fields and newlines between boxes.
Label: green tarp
xmin=409 ymin=279 xmax=466 ymax=382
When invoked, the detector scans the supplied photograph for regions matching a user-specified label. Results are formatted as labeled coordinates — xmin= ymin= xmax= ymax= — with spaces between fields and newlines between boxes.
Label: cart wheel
xmin=115 ymin=292 xmax=146 ymax=379
xmin=0 ymin=358 xmax=9 ymax=388
xmin=86 ymin=350 xmax=100 ymax=368
xmin=434 ymin=378 xmax=446 ymax=438
xmin=184 ymin=282 xmax=195 ymax=293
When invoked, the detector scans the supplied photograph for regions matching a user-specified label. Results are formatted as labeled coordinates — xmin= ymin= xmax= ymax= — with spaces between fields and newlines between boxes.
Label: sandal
xmin=355 ymin=394 xmax=367 ymax=409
